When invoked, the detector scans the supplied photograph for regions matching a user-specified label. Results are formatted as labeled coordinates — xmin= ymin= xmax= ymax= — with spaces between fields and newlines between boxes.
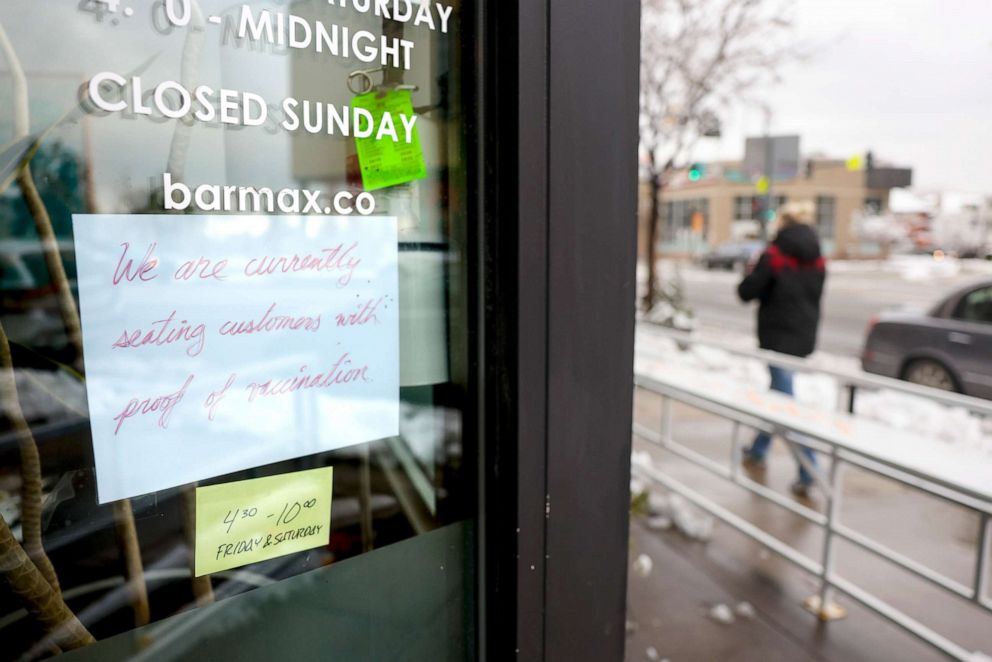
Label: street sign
xmin=743 ymin=135 xmax=800 ymax=181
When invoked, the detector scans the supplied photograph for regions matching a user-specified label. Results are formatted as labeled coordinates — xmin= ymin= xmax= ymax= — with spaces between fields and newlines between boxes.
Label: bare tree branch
xmin=0 ymin=323 xmax=61 ymax=594
xmin=639 ymin=0 xmax=797 ymax=310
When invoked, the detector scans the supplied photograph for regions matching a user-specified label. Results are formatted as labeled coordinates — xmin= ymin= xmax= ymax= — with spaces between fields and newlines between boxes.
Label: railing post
xmin=805 ymin=446 xmax=847 ymax=621
xmin=975 ymin=512 xmax=990 ymax=605
xmin=661 ymin=395 xmax=673 ymax=446
xmin=730 ymin=421 xmax=741 ymax=480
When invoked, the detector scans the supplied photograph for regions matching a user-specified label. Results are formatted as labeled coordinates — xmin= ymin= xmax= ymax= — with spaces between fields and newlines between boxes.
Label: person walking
xmin=737 ymin=200 xmax=826 ymax=498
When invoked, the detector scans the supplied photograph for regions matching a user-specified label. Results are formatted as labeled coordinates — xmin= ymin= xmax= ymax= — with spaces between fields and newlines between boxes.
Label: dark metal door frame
xmin=479 ymin=0 xmax=641 ymax=659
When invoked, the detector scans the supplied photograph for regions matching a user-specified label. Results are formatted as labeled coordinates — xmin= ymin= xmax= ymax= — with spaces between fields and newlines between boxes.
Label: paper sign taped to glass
xmin=71 ymin=214 xmax=399 ymax=503
xmin=353 ymin=89 xmax=427 ymax=191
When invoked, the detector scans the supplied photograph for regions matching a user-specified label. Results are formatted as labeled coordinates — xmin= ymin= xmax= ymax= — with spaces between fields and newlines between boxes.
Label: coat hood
xmin=773 ymin=223 xmax=822 ymax=262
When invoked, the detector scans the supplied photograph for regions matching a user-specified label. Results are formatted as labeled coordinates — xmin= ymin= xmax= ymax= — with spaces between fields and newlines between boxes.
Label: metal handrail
xmin=635 ymin=370 xmax=992 ymax=512
xmin=632 ymin=375 xmax=992 ymax=661
xmin=638 ymin=322 xmax=992 ymax=418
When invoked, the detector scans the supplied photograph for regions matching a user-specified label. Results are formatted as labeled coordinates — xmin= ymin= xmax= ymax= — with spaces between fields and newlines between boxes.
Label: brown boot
xmin=741 ymin=452 xmax=767 ymax=481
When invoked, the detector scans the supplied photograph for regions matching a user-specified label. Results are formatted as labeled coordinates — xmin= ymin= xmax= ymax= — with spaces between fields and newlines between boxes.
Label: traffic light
xmin=688 ymin=163 xmax=704 ymax=181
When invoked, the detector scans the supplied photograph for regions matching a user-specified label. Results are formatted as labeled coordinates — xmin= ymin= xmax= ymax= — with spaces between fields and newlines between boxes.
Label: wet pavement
xmin=627 ymin=393 xmax=992 ymax=661
xmin=625 ymin=517 xmax=947 ymax=661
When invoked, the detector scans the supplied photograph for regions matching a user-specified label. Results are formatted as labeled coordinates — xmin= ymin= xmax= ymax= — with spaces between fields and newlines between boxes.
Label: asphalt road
xmin=671 ymin=262 xmax=990 ymax=357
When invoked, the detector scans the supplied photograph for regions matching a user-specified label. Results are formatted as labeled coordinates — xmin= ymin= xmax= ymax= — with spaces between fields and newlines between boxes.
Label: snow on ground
xmin=641 ymin=255 xmax=992 ymax=284
xmin=826 ymin=254 xmax=992 ymax=282
xmin=636 ymin=328 xmax=992 ymax=458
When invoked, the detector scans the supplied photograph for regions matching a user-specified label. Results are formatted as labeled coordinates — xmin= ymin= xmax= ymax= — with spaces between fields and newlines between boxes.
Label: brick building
xmin=646 ymin=156 xmax=912 ymax=258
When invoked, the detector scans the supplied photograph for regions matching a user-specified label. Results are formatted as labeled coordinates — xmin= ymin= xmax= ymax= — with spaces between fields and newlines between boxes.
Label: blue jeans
xmin=747 ymin=366 xmax=818 ymax=485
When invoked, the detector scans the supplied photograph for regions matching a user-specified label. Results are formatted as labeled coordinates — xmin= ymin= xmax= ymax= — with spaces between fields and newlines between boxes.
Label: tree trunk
xmin=16 ymin=165 xmax=83 ymax=367
xmin=0 ymin=323 xmax=61 ymax=594
xmin=642 ymin=167 xmax=661 ymax=311
xmin=0 ymin=511 xmax=94 ymax=651
xmin=113 ymin=500 xmax=150 ymax=626
xmin=181 ymin=488 xmax=215 ymax=606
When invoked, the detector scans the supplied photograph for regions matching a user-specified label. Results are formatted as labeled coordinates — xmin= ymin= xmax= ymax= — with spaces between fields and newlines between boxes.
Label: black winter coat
xmin=737 ymin=224 xmax=826 ymax=357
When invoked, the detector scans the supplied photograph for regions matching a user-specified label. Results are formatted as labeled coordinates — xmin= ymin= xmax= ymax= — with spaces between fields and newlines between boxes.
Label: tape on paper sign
xmin=352 ymin=89 xmax=427 ymax=191
xmin=195 ymin=467 xmax=334 ymax=576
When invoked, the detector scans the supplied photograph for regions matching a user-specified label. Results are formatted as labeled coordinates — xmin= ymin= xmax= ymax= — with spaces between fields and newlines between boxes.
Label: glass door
xmin=0 ymin=1 xmax=479 ymax=659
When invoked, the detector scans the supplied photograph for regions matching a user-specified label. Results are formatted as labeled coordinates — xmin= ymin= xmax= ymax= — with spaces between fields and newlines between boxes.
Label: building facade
xmin=653 ymin=157 xmax=912 ymax=257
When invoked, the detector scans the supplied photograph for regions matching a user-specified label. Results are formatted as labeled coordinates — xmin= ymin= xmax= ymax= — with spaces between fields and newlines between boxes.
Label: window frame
xmin=480 ymin=1 xmax=639 ymax=659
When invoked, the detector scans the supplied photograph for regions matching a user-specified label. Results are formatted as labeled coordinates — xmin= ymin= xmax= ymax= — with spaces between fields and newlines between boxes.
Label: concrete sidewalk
xmin=625 ymin=519 xmax=945 ymax=661
xmin=627 ymin=393 xmax=992 ymax=661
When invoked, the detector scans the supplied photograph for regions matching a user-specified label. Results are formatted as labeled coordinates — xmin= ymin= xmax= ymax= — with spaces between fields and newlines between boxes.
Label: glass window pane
xmin=0 ymin=1 xmax=478 ymax=657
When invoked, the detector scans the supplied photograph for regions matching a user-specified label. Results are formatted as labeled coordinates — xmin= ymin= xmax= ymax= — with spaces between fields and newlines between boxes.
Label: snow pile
xmin=636 ymin=329 xmax=992 ymax=458
xmin=888 ymin=255 xmax=960 ymax=282
xmin=632 ymin=451 xmax=716 ymax=540
xmin=632 ymin=554 xmax=654 ymax=578
xmin=637 ymin=333 xmax=837 ymax=411
xmin=855 ymin=390 xmax=991 ymax=456
xmin=707 ymin=601 xmax=757 ymax=625
xmin=735 ymin=601 xmax=756 ymax=619
xmin=646 ymin=489 xmax=713 ymax=542
xmin=827 ymin=256 xmax=992 ymax=282
xmin=708 ymin=603 xmax=734 ymax=625
xmin=636 ymin=335 xmax=766 ymax=389
xmin=643 ymin=298 xmax=695 ymax=331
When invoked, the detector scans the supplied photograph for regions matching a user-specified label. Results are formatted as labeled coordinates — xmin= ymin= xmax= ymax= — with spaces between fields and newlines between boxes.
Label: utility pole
xmin=761 ymin=107 xmax=774 ymax=242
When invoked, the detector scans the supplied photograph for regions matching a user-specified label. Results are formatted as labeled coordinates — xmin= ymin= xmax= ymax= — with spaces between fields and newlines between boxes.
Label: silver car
xmin=862 ymin=279 xmax=992 ymax=398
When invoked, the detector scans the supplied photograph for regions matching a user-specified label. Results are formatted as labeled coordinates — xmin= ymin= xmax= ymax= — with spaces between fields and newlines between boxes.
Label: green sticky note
xmin=194 ymin=467 xmax=333 ymax=576
xmin=352 ymin=89 xmax=427 ymax=191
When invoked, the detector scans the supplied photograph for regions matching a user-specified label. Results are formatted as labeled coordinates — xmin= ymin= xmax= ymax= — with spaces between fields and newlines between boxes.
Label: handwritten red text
xmin=336 ymin=297 xmax=383 ymax=327
xmin=113 ymin=242 xmax=159 ymax=285
xmin=245 ymin=353 xmax=369 ymax=402
xmin=113 ymin=374 xmax=194 ymax=434
xmin=112 ymin=310 xmax=207 ymax=357
xmin=219 ymin=303 xmax=321 ymax=337
xmin=174 ymin=256 xmax=228 ymax=281
xmin=243 ymin=243 xmax=361 ymax=287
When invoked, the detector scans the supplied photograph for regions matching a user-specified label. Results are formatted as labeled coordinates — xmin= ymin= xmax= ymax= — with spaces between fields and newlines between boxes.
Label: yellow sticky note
xmin=194 ymin=467 xmax=333 ymax=577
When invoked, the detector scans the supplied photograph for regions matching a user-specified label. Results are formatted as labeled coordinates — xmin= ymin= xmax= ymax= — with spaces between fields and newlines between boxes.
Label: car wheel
xmin=902 ymin=359 xmax=959 ymax=392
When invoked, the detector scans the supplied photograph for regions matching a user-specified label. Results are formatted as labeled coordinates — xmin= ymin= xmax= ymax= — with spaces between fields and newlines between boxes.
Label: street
xmin=667 ymin=258 xmax=992 ymax=357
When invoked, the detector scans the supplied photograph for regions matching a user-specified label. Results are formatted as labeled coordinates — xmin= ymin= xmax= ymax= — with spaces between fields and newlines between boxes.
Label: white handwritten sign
xmin=72 ymin=214 xmax=399 ymax=502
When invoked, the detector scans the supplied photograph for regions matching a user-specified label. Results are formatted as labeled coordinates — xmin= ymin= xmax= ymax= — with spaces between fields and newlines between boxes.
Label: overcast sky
xmin=693 ymin=0 xmax=992 ymax=194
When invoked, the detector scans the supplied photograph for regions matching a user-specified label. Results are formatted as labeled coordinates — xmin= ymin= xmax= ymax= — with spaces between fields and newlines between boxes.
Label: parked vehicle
xmin=862 ymin=279 xmax=992 ymax=398
xmin=699 ymin=240 xmax=763 ymax=271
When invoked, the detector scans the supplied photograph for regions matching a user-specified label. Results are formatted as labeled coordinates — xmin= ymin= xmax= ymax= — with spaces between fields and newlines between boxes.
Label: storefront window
xmin=0 ymin=1 xmax=476 ymax=658
xmin=816 ymin=194 xmax=836 ymax=239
